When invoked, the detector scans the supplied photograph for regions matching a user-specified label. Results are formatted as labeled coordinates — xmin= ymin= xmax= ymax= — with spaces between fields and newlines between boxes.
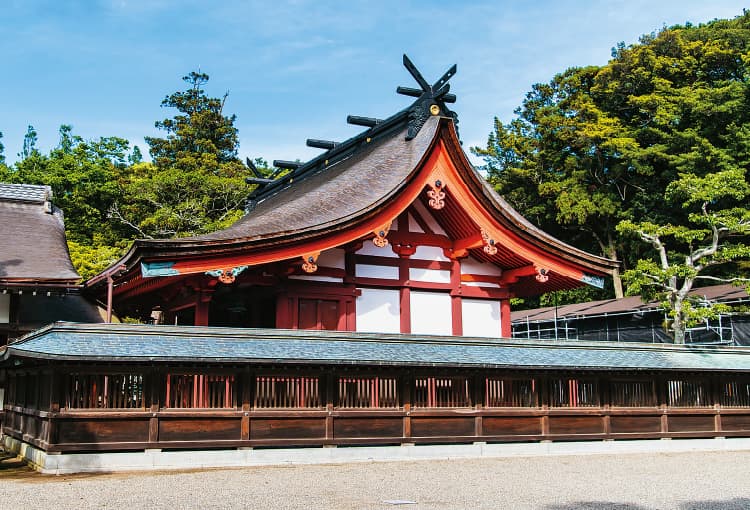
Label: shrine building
xmin=3 ymin=57 xmax=750 ymax=473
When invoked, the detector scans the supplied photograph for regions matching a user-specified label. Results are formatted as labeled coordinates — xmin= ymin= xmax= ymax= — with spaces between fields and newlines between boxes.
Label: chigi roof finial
xmin=397 ymin=55 xmax=458 ymax=140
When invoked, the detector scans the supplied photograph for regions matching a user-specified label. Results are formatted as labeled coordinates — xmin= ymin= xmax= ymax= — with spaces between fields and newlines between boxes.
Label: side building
xmin=3 ymin=58 xmax=750 ymax=473
xmin=512 ymin=284 xmax=750 ymax=345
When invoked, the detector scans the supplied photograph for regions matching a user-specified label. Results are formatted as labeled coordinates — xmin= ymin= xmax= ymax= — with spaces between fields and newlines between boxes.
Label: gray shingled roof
xmin=0 ymin=184 xmax=80 ymax=284
xmin=5 ymin=322 xmax=750 ymax=372
xmin=193 ymin=116 xmax=439 ymax=242
xmin=0 ymin=183 xmax=51 ymax=204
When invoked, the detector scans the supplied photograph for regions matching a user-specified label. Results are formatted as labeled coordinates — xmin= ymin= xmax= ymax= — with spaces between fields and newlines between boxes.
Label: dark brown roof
xmin=196 ymin=114 xmax=439 ymax=243
xmin=511 ymin=284 xmax=750 ymax=323
xmin=0 ymin=184 xmax=80 ymax=286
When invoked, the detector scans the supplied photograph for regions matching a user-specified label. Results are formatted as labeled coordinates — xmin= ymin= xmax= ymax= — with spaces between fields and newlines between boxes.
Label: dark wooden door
xmin=298 ymin=298 xmax=341 ymax=330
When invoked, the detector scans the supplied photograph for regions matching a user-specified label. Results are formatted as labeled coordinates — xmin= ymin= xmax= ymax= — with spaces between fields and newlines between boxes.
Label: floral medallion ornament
xmin=480 ymin=228 xmax=497 ymax=255
xmin=372 ymin=220 xmax=393 ymax=248
xmin=427 ymin=179 xmax=446 ymax=210
xmin=535 ymin=266 xmax=550 ymax=283
xmin=205 ymin=265 xmax=248 ymax=284
xmin=301 ymin=253 xmax=319 ymax=273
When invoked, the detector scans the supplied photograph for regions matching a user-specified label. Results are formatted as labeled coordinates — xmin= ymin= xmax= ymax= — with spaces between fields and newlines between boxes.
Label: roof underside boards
xmin=6 ymin=322 xmax=750 ymax=372
xmin=0 ymin=185 xmax=80 ymax=284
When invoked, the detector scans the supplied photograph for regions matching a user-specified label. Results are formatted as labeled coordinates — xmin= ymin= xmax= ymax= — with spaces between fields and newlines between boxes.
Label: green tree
xmin=145 ymin=71 xmax=239 ymax=169
xmin=112 ymin=71 xmax=252 ymax=238
xmin=19 ymin=125 xmax=39 ymax=160
xmin=617 ymin=168 xmax=750 ymax=343
xmin=14 ymin=125 xmax=134 ymax=246
xmin=473 ymin=12 xmax=750 ymax=299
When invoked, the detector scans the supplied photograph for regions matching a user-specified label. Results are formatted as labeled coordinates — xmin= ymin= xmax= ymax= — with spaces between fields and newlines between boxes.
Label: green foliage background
xmin=473 ymin=12 xmax=750 ymax=310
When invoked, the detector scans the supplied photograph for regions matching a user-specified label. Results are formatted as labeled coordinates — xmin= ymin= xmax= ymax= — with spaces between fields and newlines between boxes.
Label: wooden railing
xmin=4 ymin=370 xmax=750 ymax=453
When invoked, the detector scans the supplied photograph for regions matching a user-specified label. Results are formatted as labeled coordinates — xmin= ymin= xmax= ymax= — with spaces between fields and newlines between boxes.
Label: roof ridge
xmin=244 ymin=55 xmax=459 ymax=210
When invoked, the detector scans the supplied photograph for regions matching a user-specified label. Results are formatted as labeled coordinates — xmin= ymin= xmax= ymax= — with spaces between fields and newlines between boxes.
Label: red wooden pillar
xmin=500 ymin=298 xmax=511 ymax=338
xmin=194 ymin=289 xmax=214 ymax=326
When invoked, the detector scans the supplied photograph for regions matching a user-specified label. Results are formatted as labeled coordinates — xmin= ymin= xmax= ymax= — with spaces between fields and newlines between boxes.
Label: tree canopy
xmin=110 ymin=72 xmax=253 ymax=239
xmin=618 ymin=168 xmax=749 ymax=343
xmin=473 ymin=12 xmax=750 ymax=301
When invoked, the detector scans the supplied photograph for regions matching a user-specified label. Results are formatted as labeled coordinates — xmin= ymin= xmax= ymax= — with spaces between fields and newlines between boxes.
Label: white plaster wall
xmin=357 ymin=240 xmax=398 ymax=258
xmin=409 ymin=267 xmax=451 ymax=284
xmin=462 ymin=299 xmax=501 ymax=338
xmin=287 ymin=275 xmax=343 ymax=283
xmin=412 ymin=200 xmax=447 ymax=235
xmin=413 ymin=245 xmax=450 ymax=262
xmin=407 ymin=213 xmax=424 ymax=233
xmin=0 ymin=293 xmax=9 ymax=323
xmin=356 ymin=288 xmax=401 ymax=333
xmin=316 ymin=248 xmax=346 ymax=269
xmin=461 ymin=256 xmax=503 ymax=276
xmin=462 ymin=281 xmax=500 ymax=288
xmin=410 ymin=291 xmax=452 ymax=335
xmin=356 ymin=264 xmax=399 ymax=280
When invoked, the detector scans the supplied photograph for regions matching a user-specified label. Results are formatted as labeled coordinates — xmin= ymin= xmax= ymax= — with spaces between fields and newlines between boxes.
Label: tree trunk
xmin=672 ymin=300 xmax=686 ymax=344
xmin=605 ymin=243 xmax=624 ymax=299
xmin=612 ymin=266 xmax=624 ymax=299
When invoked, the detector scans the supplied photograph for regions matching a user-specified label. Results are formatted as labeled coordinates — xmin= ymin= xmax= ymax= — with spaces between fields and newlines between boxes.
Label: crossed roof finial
xmin=397 ymin=55 xmax=458 ymax=140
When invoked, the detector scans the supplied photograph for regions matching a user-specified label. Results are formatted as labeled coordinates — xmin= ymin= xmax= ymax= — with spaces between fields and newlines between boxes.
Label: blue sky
xmin=1 ymin=1 xmax=747 ymax=166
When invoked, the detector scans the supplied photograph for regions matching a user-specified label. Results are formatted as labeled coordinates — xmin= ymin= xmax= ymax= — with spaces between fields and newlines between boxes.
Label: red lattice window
xmin=414 ymin=377 xmax=472 ymax=408
xmin=337 ymin=377 xmax=399 ymax=408
xmin=166 ymin=374 xmax=236 ymax=409
xmin=254 ymin=376 xmax=322 ymax=408
xmin=68 ymin=374 xmax=144 ymax=409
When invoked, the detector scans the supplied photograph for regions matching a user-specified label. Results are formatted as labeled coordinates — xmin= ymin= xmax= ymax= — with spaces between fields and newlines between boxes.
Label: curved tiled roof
xmin=6 ymin=322 xmax=750 ymax=372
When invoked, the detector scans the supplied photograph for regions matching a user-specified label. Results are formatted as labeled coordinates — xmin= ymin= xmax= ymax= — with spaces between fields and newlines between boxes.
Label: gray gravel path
xmin=1 ymin=450 xmax=750 ymax=509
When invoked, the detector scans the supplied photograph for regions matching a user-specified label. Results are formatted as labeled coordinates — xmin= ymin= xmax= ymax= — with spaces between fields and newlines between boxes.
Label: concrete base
xmin=6 ymin=435 xmax=750 ymax=475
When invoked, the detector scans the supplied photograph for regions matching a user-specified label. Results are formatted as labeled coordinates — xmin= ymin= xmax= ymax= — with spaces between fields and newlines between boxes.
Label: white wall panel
xmin=413 ymin=245 xmax=450 ymax=262
xmin=461 ymin=256 xmax=503 ymax=276
xmin=357 ymin=240 xmax=398 ymax=258
xmin=409 ymin=267 xmax=451 ymax=284
xmin=412 ymin=200 xmax=447 ymax=235
xmin=316 ymin=248 xmax=345 ymax=269
xmin=287 ymin=275 xmax=343 ymax=283
xmin=410 ymin=291 xmax=452 ymax=335
xmin=462 ymin=299 xmax=501 ymax=338
xmin=356 ymin=288 xmax=401 ymax=333
xmin=408 ymin=213 xmax=424 ymax=233
xmin=356 ymin=264 xmax=399 ymax=280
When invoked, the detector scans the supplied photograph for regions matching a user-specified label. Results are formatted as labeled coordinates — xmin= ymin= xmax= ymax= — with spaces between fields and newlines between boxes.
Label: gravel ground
xmin=2 ymin=450 xmax=750 ymax=509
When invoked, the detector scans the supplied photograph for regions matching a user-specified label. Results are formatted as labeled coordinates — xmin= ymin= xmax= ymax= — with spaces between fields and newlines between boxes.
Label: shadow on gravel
xmin=0 ymin=449 xmax=36 ymax=479
xmin=679 ymin=499 xmax=750 ymax=510
xmin=545 ymin=499 xmax=750 ymax=510
xmin=545 ymin=504 xmax=646 ymax=510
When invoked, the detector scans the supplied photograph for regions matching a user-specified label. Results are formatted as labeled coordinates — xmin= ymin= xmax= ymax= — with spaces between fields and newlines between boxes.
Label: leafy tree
xmin=617 ymin=168 xmax=750 ymax=343
xmin=19 ymin=125 xmax=39 ymax=160
xmin=112 ymin=71 xmax=252 ymax=238
xmin=145 ymin=71 xmax=239 ymax=169
xmin=67 ymin=241 xmax=124 ymax=281
xmin=0 ymin=132 xmax=11 ymax=181
xmin=473 ymin=12 xmax=750 ymax=299
xmin=13 ymin=125 xmax=134 ymax=246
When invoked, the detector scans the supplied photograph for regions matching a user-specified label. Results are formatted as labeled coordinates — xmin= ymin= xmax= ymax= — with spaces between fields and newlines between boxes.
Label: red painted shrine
xmin=3 ymin=57 xmax=750 ymax=472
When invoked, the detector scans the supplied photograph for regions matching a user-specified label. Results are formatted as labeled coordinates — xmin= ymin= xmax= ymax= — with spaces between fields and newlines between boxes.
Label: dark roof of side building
xmin=0 ymin=184 xmax=80 ymax=286
xmin=5 ymin=322 xmax=750 ymax=372
xmin=511 ymin=284 xmax=750 ymax=323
